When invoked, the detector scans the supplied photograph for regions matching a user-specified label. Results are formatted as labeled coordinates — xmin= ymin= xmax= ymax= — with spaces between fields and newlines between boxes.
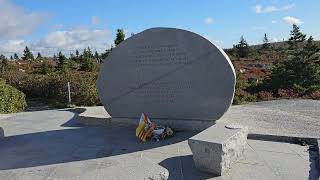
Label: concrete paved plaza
xmin=0 ymin=100 xmax=319 ymax=179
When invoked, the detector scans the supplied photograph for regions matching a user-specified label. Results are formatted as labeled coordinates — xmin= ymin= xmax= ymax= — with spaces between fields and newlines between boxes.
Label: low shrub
xmin=309 ymin=91 xmax=320 ymax=100
xmin=1 ymin=71 xmax=100 ymax=106
xmin=233 ymin=71 xmax=257 ymax=105
xmin=277 ymin=89 xmax=300 ymax=98
xmin=0 ymin=79 xmax=27 ymax=113
xmin=257 ymin=91 xmax=274 ymax=101
xmin=233 ymin=89 xmax=257 ymax=105
xmin=307 ymin=85 xmax=320 ymax=93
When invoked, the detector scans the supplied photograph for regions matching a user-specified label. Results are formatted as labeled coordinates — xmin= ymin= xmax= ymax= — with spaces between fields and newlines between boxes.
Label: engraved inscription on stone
xmin=128 ymin=44 xmax=188 ymax=66
xmin=130 ymin=81 xmax=192 ymax=104
xmin=97 ymin=27 xmax=236 ymax=122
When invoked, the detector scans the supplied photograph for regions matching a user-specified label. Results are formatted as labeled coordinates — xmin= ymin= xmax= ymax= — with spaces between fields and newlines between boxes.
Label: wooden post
xmin=67 ymin=82 xmax=71 ymax=103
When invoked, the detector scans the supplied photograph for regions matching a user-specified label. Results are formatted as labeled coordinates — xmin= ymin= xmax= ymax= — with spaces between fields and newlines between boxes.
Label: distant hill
xmin=246 ymin=40 xmax=320 ymax=50
xmin=224 ymin=40 xmax=320 ymax=51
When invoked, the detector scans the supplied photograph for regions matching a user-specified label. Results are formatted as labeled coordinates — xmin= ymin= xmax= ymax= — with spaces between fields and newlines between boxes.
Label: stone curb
xmin=248 ymin=133 xmax=318 ymax=145
xmin=76 ymin=107 xmax=215 ymax=131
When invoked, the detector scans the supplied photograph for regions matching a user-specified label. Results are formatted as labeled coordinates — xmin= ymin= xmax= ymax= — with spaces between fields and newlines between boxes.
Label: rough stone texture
xmin=188 ymin=123 xmax=248 ymax=175
xmin=97 ymin=28 xmax=235 ymax=127
xmin=0 ymin=127 xmax=3 ymax=138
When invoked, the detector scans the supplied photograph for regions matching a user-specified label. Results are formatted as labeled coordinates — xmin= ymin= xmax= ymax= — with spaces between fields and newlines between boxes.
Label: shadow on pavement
xmin=308 ymin=144 xmax=320 ymax=180
xmin=0 ymin=109 xmax=197 ymax=170
xmin=159 ymin=155 xmax=218 ymax=180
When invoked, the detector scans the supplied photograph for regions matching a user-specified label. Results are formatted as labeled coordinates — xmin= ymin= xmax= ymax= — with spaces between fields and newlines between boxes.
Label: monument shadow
xmin=159 ymin=155 xmax=218 ymax=180
xmin=0 ymin=109 xmax=197 ymax=170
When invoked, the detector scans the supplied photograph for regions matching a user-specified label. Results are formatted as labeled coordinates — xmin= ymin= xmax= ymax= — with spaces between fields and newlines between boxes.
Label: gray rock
xmin=97 ymin=28 xmax=235 ymax=129
xmin=188 ymin=123 xmax=248 ymax=175
xmin=0 ymin=127 xmax=3 ymax=138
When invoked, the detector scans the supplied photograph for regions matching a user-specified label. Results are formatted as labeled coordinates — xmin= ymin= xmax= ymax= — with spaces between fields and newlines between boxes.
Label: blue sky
xmin=0 ymin=0 xmax=319 ymax=56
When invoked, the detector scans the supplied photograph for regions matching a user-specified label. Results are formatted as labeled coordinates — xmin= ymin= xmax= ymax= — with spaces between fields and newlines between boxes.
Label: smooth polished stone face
xmin=97 ymin=27 xmax=235 ymax=121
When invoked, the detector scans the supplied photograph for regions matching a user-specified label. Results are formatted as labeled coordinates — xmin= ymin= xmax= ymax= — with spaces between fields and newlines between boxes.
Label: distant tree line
xmin=266 ymin=24 xmax=320 ymax=91
xmin=233 ymin=24 xmax=320 ymax=103
xmin=0 ymin=28 xmax=126 ymax=74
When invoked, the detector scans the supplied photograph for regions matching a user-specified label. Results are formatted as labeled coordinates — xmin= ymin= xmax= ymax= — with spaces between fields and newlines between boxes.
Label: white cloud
xmin=271 ymin=20 xmax=277 ymax=24
xmin=0 ymin=26 xmax=113 ymax=57
xmin=0 ymin=39 xmax=27 ymax=56
xmin=283 ymin=16 xmax=303 ymax=25
xmin=91 ymin=16 xmax=100 ymax=25
xmin=34 ymin=26 xmax=112 ymax=56
xmin=314 ymin=34 xmax=320 ymax=41
xmin=123 ymin=29 xmax=135 ymax=37
xmin=203 ymin=35 xmax=223 ymax=48
xmin=0 ymin=1 xmax=111 ymax=57
xmin=0 ymin=0 xmax=47 ymax=39
xmin=254 ymin=3 xmax=295 ymax=14
xmin=204 ymin=17 xmax=214 ymax=24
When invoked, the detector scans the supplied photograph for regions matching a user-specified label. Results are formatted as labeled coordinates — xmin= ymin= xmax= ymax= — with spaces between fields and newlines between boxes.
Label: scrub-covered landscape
xmin=1 ymin=25 xmax=319 ymax=113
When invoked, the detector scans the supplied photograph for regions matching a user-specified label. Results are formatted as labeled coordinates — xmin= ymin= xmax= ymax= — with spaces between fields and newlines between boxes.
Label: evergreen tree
xmin=36 ymin=52 xmax=42 ymax=60
xmin=39 ymin=61 xmax=49 ymax=75
xmin=267 ymin=26 xmax=320 ymax=89
xmin=73 ymin=50 xmax=80 ymax=63
xmin=288 ymin=24 xmax=306 ymax=50
xmin=53 ymin=54 xmax=57 ymax=61
xmin=80 ymin=56 xmax=95 ymax=72
xmin=79 ymin=48 xmax=95 ymax=71
xmin=304 ymin=36 xmax=319 ymax=58
xmin=75 ymin=50 xmax=80 ymax=57
xmin=87 ymin=47 xmax=94 ymax=58
xmin=0 ymin=54 xmax=8 ymax=72
xmin=82 ymin=47 xmax=94 ymax=59
xmin=22 ymin=46 xmax=34 ymax=61
xmin=94 ymin=51 xmax=100 ymax=62
xmin=14 ymin=53 xmax=19 ymax=60
xmin=302 ymin=36 xmax=320 ymax=86
xmin=0 ymin=54 xmax=6 ymax=60
xmin=10 ymin=56 xmax=13 ymax=60
xmin=262 ymin=33 xmax=270 ymax=49
xmin=57 ymin=51 xmax=66 ymax=71
xmin=234 ymin=36 xmax=249 ymax=58
xmin=114 ymin=29 xmax=125 ymax=46
xmin=69 ymin=53 xmax=75 ymax=60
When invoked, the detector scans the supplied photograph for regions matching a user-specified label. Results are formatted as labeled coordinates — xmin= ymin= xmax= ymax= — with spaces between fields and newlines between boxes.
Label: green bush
xmin=48 ymin=72 xmax=100 ymax=106
xmin=307 ymin=85 xmax=320 ymax=93
xmin=233 ymin=89 xmax=257 ymax=105
xmin=0 ymin=79 xmax=27 ymax=113
xmin=1 ymin=71 xmax=100 ymax=106
xmin=233 ymin=71 xmax=257 ymax=105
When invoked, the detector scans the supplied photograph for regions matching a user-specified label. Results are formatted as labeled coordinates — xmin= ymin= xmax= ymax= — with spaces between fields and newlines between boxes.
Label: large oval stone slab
xmin=97 ymin=28 xmax=235 ymax=122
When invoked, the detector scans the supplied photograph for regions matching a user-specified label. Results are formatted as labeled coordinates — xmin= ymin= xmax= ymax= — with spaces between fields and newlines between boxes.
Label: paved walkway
xmin=0 ymin=99 xmax=319 ymax=179
xmin=221 ymin=99 xmax=320 ymax=138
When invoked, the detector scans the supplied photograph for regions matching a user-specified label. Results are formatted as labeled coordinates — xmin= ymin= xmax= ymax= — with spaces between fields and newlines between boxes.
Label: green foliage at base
xmin=233 ymin=71 xmax=257 ymax=105
xmin=0 ymin=79 xmax=27 ymax=113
